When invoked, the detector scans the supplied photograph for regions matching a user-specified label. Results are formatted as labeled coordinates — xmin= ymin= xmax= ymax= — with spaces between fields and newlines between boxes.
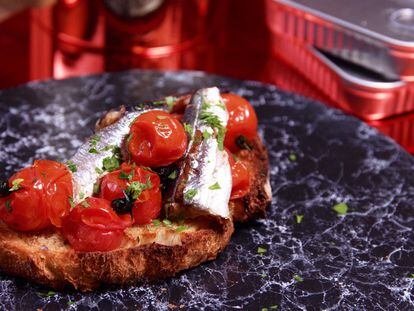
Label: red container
xmin=266 ymin=0 xmax=414 ymax=121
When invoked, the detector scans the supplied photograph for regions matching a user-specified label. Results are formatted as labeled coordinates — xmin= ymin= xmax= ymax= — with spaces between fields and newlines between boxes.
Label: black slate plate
xmin=1 ymin=70 xmax=414 ymax=310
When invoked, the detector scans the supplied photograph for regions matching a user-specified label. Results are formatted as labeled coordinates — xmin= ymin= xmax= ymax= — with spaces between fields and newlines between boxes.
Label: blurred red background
xmin=0 ymin=0 xmax=413 ymax=154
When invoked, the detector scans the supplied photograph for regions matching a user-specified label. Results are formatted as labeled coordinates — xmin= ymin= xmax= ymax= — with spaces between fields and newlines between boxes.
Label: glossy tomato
xmin=98 ymin=163 xmax=162 ymax=225
xmin=0 ymin=160 xmax=73 ymax=231
xmin=61 ymin=197 xmax=132 ymax=252
xmin=127 ymin=110 xmax=187 ymax=167
xmin=226 ymin=150 xmax=251 ymax=199
xmin=222 ymin=93 xmax=258 ymax=153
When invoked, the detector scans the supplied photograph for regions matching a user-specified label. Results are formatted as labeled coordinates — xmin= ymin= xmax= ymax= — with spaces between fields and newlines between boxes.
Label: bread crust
xmin=0 ymin=220 xmax=233 ymax=291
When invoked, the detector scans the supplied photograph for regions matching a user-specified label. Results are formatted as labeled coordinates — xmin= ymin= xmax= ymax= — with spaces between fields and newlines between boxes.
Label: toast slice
xmin=0 ymin=134 xmax=270 ymax=291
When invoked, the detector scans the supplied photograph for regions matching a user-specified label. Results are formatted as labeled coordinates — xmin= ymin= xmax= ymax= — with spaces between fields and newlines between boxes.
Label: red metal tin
xmin=266 ymin=0 xmax=414 ymax=82
xmin=270 ymin=34 xmax=414 ymax=121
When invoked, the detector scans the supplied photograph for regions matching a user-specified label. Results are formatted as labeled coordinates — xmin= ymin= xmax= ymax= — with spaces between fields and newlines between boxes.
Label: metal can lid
xmin=277 ymin=0 xmax=414 ymax=47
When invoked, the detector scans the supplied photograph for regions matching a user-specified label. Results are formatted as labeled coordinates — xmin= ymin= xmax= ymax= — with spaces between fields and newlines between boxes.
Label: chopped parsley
xmin=93 ymin=182 xmax=100 ymax=195
xmin=102 ymin=156 xmax=120 ymax=172
xmin=270 ymin=305 xmax=278 ymax=309
xmin=101 ymin=144 xmax=117 ymax=152
xmin=261 ymin=308 xmax=268 ymax=311
xmin=66 ymin=160 xmax=77 ymax=173
xmin=81 ymin=200 xmax=90 ymax=208
xmin=152 ymin=219 xmax=161 ymax=227
xmin=126 ymin=179 xmax=152 ymax=200
xmin=165 ymin=96 xmax=177 ymax=110
xmin=79 ymin=192 xmax=85 ymax=200
xmin=88 ymin=147 xmax=100 ymax=154
xmin=36 ymin=291 xmax=56 ymax=297
xmin=184 ymin=189 xmax=197 ymax=201
xmin=163 ymin=219 xmax=172 ymax=226
xmin=126 ymin=133 xmax=133 ymax=145
xmin=289 ymin=153 xmax=297 ymax=161
xmin=293 ymin=274 xmax=303 ymax=282
xmin=5 ymin=199 xmax=12 ymax=213
xmin=176 ymin=225 xmax=188 ymax=232
xmin=183 ymin=123 xmax=193 ymax=136
xmin=68 ymin=196 xmax=75 ymax=209
xmin=260 ymin=272 xmax=267 ymax=278
xmin=202 ymin=130 xmax=211 ymax=140
xmin=216 ymin=127 xmax=226 ymax=151
xmin=408 ymin=273 xmax=414 ymax=278
xmin=67 ymin=300 xmax=75 ymax=306
xmin=168 ymin=170 xmax=178 ymax=180
xmin=257 ymin=246 xmax=267 ymax=254
xmin=199 ymin=111 xmax=222 ymax=129
xmin=332 ymin=202 xmax=348 ymax=216
xmin=9 ymin=178 xmax=24 ymax=192
xmin=95 ymin=167 xmax=104 ymax=174
xmin=208 ymin=182 xmax=221 ymax=190
xmin=119 ymin=170 xmax=134 ymax=181
xmin=295 ymin=214 xmax=304 ymax=224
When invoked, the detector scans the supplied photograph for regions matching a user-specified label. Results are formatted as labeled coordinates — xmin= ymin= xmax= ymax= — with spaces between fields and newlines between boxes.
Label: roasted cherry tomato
xmin=0 ymin=160 xmax=73 ymax=231
xmin=226 ymin=150 xmax=251 ymax=199
xmin=222 ymin=93 xmax=258 ymax=153
xmin=127 ymin=111 xmax=187 ymax=167
xmin=61 ymin=197 xmax=132 ymax=252
xmin=98 ymin=163 xmax=162 ymax=225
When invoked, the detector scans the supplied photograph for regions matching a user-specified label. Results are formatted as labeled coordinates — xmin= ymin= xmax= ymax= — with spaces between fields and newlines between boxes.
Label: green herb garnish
xmin=295 ymin=214 xmax=304 ymax=224
xmin=168 ymin=170 xmax=178 ymax=180
xmin=176 ymin=225 xmax=188 ymax=232
xmin=126 ymin=133 xmax=133 ymax=145
xmin=163 ymin=219 xmax=172 ymax=226
xmin=217 ymin=127 xmax=226 ymax=151
xmin=202 ymin=130 xmax=212 ymax=140
xmin=126 ymin=178 xmax=152 ymax=200
xmin=95 ymin=167 xmax=104 ymax=174
xmin=165 ymin=96 xmax=176 ymax=110
xmin=68 ymin=196 xmax=75 ymax=209
xmin=36 ymin=291 xmax=56 ymax=297
xmin=93 ymin=182 xmax=100 ymax=195
xmin=209 ymin=182 xmax=221 ymax=190
xmin=81 ymin=200 xmax=90 ymax=208
xmin=9 ymin=178 xmax=24 ymax=192
xmin=5 ymin=199 xmax=12 ymax=213
xmin=102 ymin=156 xmax=120 ymax=172
xmin=257 ymin=246 xmax=267 ymax=254
xmin=289 ymin=153 xmax=297 ymax=161
xmin=79 ymin=192 xmax=85 ymax=200
xmin=183 ymin=123 xmax=193 ymax=136
xmin=119 ymin=170 xmax=134 ymax=181
xmin=184 ymin=189 xmax=198 ymax=201
xmin=66 ymin=160 xmax=77 ymax=173
xmin=152 ymin=219 xmax=161 ymax=227
xmin=293 ymin=274 xmax=303 ymax=282
xmin=270 ymin=305 xmax=278 ymax=309
xmin=332 ymin=202 xmax=348 ymax=216
xmin=88 ymin=148 xmax=100 ymax=154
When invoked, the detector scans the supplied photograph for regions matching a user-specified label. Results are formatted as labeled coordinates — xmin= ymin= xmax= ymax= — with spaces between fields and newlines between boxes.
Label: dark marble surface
xmin=0 ymin=70 xmax=414 ymax=310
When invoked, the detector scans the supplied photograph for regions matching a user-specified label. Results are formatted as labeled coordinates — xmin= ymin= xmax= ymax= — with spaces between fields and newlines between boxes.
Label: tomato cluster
xmin=0 ymin=160 xmax=73 ymax=231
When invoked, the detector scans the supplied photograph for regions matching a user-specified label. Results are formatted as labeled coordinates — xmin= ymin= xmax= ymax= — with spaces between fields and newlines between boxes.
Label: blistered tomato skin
xmin=98 ymin=163 xmax=162 ymax=225
xmin=226 ymin=149 xmax=251 ymax=200
xmin=222 ymin=93 xmax=258 ymax=153
xmin=61 ymin=197 xmax=132 ymax=252
xmin=127 ymin=110 xmax=188 ymax=167
xmin=0 ymin=160 xmax=73 ymax=231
